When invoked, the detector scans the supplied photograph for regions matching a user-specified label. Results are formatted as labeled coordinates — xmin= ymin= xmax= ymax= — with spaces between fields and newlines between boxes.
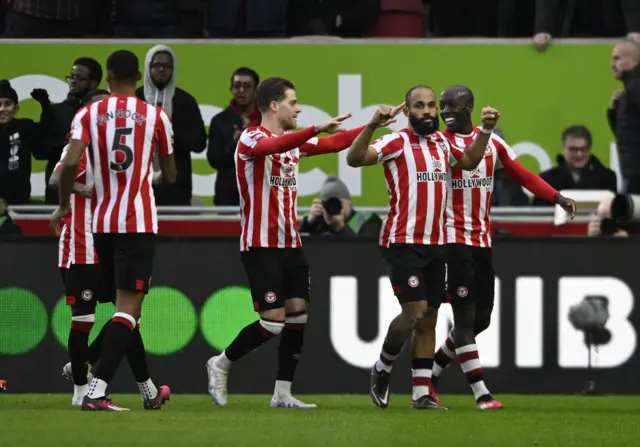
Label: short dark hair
xmin=562 ymin=125 xmax=592 ymax=147
xmin=255 ymin=77 xmax=295 ymax=112
xmin=231 ymin=67 xmax=260 ymax=87
xmin=81 ymin=89 xmax=110 ymax=105
xmin=405 ymin=85 xmax=434 ymax=105
xmin=106 ymin=50 xmax=140 ymax=85
xmin=73 ymin=57 xmax=103 ymax=84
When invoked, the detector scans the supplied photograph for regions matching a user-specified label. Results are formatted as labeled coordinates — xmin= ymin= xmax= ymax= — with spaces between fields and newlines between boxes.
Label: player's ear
xmin=136 ymin=71 xmax=142 ymax=82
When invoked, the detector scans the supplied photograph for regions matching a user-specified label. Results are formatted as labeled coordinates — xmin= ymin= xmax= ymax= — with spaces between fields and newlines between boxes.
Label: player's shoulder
xmin=241 ymin=126 xmax=269 ymax=141
xmin=372 ymin=130 xmax=405 ymax=147
xmin=487 ymin=130 xmax=509 ymax=149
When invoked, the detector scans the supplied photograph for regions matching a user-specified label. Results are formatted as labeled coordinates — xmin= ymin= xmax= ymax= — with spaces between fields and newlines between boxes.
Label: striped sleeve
xmin=372 ymin=132 xmax=404 ymax=163
xmin=156 ymin=108 xmax=174 ymax=156
xmin=69 ymin=107 xmax=91 ymax=143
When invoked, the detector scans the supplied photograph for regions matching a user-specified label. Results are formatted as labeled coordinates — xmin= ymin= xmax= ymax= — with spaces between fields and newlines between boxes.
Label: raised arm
xmin=299 ymin=126 xmax=366 ymax=157
xmin=346 ymin=104 xmax=404 ymax=167
xmin=451 ymin=107 xmax=500 ymax=171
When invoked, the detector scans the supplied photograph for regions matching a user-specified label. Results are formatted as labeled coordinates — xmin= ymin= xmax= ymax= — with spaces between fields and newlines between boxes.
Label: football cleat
xmin=410 ymin=395 xmax=449 ymax=410
xmin=81 ymin=395 xmax=129 ymax=411
xmin=476 ymin=398 xmax=503 ymax=410
xmin=369 ymin=364 xmax=391 ymax=409
xmin=270 ymin=395 xmax=317 ymax=408
xmin=143 ymin=385 xmax=171 ymax=410
xmin=206 ymin=356 xmax=228 ymax=406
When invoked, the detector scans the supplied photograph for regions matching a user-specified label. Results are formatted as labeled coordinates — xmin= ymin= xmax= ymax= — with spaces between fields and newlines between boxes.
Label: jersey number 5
xmin=110 ymin=127 xmax=134 ymax=172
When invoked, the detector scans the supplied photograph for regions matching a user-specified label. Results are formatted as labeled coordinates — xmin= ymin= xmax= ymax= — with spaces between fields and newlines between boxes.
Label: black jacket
xmin=207 ymin=105 xmax=248 ymax=206
xmin=136 ymin=86 xmax=207 ymax=205
xmin=535 ymin=0 xmax=640 ymax=36
xmin=492 ymin=170 xmax=531 ymax=207
xmin=0 ymin=118 xmax=46 ymax=205
xmin=38 ymin=94 xmax=83 ymax=204
xmin=608 ymin=64 xmax=640 ymax=184
xmin=532 ymin=154 xmax=617 ymax=206
xmin=112 ymin=0 xmax=180 ymax=25
xmin=299 ymin=209 xmax=383 ymax=238
xmin=0 ymin=212 xmax=23 ymax=235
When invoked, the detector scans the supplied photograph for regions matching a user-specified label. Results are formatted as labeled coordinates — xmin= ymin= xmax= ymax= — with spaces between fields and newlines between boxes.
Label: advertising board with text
xmin=0 ymin=236 xmax=637 ymax=395
xmin=0 ymin=42 xmax=621 ymax=204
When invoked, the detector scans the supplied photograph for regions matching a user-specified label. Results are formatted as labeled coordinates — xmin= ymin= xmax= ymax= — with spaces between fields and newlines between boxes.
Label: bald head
xmin=612 ymin=39 xmax=640 ymax=80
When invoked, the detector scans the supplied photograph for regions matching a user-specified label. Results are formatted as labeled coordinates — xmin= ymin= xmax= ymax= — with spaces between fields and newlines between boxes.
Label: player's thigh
xmin=93 ymin=233 xmax=117 ymax=301
xmin=473 ymin=248 xmax=496 ymax=326
xmin=65 ymin=264 xmax=101 ymax=317
xmin=445 ymin=244 xmax=477 ymax=307
xmin=240 ymin=248 xmax=286 ymax=313
xmin=420 ymin=251 xmax=447 ymax=311
xmin=282 ymin=248 xmax=310 ymax=313
xmin=113 ymin=233 xmax=156 ymax=295
xmin=381 ymin=244 xmax=428 ymax=305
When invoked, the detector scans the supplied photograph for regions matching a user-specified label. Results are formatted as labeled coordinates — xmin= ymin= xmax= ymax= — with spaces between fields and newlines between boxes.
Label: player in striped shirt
xmin=53 ymin=89 xmax=170 ymax=409
xmin=430 ymin=85 xmax=576 ymax=409
xmin=50 ymin=50 xmax=176 ymax=412
xmin=347 ymin=85 xmax=500 ymax=410
xmin=206 ymin=77 xmax=395 ymax=409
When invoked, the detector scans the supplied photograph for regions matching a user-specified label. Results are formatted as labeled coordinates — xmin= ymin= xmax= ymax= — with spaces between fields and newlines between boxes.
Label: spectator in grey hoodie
xmin=136 ymin=45 xmax=206 ymax=206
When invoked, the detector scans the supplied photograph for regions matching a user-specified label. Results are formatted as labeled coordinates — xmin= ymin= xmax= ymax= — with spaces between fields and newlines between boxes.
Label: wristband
xmin=480 ymin=127 xmax=493 ymax=135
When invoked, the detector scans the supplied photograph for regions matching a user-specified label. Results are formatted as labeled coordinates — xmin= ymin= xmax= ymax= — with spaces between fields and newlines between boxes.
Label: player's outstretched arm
xmin=153 ymin=154 xmax=177 ymax=186
xmin=242 ymin=114 xmax=353 ymax=157
xmin=453 ymin=107 xmax=499 ymax=170
xmin=501 ymin=156 xmax=576 ymax=218
xmin=299 ymin=125 xmax=366 ymax=157
xmin=346 ymin=104 xmax=403 ymax=167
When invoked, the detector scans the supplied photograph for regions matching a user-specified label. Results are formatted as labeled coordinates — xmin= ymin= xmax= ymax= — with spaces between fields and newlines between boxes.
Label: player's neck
xmin=457 ymin=123 xmax=474 ymax=136
xmin=109 ymin=83 xmax=137 ymax=97
xmin=260 ymin=117 xmax=285 ymax=136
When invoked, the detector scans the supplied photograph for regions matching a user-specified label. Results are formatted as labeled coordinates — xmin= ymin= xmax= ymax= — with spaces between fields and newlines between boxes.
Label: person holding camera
xmin=299 ymin=176 xmax=382 ymax=237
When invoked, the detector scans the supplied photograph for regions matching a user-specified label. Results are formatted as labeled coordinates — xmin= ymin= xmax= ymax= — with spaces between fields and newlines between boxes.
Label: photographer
xmin=299 ymin=176 xmax=382 ymax=237
xmin=587 ymin=197 xmax=629 ymax=237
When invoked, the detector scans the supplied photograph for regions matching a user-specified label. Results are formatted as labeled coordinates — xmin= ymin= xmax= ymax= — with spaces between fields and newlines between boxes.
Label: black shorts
xmin=380 ymin=244 xmax=446 ymax=307
xmin=60 ymin=263 xmax=109 ymax=314
xmin=93 ymin=233 xmax=155 ymax=296
xmin=240 ymin=247 xmax=310 ymax=312
xmin=445 ymin=243 xmax=495 ymax=310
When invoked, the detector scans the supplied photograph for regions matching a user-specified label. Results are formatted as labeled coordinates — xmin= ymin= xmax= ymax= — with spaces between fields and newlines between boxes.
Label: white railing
xmin=7 ymin=205 xmax=595 ymax=223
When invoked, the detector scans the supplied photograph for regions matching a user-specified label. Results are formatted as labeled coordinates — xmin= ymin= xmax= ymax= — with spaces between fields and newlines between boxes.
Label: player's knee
xmin=260 ymin=307 xmax=286 ymax=322
xmin=284 ymin=297 xmax=308 ymax=315
xmin=401 ymin=301 xmax=429 ymax=326
xmin=70 ymin=301 xmax=97 ymax=318
xmin=70 ymin=314 xmax=95 ymax=332
xmin=474 ymin=312 xmax=492 ymax=335
xmin=259 ymin=319 xmax=285 ymax=335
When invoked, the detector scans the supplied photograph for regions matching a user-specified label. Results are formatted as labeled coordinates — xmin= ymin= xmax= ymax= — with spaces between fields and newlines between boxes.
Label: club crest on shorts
xmin=81 ymin=289 xmax=93 ymax=301
xmin=457 ymin=286 xmax=468 ymax=298
xmin=408 ymin=276 xmax=419 ymax=288
xmin=265 ymin=291 xmax=277 ymax=303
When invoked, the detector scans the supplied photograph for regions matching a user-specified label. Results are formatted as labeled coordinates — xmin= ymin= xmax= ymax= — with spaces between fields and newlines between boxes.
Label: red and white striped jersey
xmin=372 ymin=129 xmax=464 ymax=247
xmin=56 ymin=145 xmax=97 ymax=268
xmin=442 ymin=127 xmax=517 ymax=247
xmin=69 ymin=94 xmax=173 ymax=234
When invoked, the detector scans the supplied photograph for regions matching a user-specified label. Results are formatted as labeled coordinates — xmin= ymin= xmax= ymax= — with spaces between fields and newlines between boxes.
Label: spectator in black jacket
xmin=533 ymin=125 xmax=617 ymax=206
xmin=35 ymin=57 xmax=102 ymax=204
xmin=609 ymin=39 xmax=640 ymax=194
xmin=207 ymin=67 xmax=261 ymax=206
xmin=137 ymin=45 xmax=206 ymax=206
xmin=111 ymin=0 xmax=180 ymax=38
xmin=0 ymin=80 xmax=46 ymax=206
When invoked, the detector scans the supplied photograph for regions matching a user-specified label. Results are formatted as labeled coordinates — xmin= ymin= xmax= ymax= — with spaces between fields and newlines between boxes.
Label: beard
xmin=409 ymin=113 xmax=439 ymax=136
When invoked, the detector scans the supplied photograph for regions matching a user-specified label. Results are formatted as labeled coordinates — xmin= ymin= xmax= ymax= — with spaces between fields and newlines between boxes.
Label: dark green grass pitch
xmin=1 ymin=394 xmax=640 ymax=446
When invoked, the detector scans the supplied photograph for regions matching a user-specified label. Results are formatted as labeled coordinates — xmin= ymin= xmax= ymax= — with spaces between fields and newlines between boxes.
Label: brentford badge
xmin=81 ymin=289 xmax=93 ymax=301
xmin=457 ymin=286 xmax=469 ymax=298
xmin=408 ymin=276 xmax=419 ymax=288
xmin=265 ymin=292 xmax=277 ymax=303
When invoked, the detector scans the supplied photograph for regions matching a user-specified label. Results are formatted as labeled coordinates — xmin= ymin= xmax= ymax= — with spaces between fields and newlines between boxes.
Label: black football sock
xmin=68 ymin=320 xmax=93 ymax=386
xmin=92 ymin=317 xmax=135 ymax=384
xmin=224 ymin=320 xmax=280 ymax=362
xmin=87 ymin=320 xmax=110 ymax=365
xmin=126 ymin=326 xmax=150 ymax=383
xmin=276 ymin=312 xmax=307 ymax=383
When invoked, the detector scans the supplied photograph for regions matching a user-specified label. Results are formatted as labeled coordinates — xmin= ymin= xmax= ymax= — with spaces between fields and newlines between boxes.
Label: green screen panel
xmin=139 ymin=287 xmax=198 ymax=355
xmin=0 ymin=288 xmax=48 ymax=354
xmin=200 ymin=286 xmax=258 ymax=351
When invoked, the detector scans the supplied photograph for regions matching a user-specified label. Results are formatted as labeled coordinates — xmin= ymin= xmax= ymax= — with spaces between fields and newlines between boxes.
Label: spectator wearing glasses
xmin=207 ymin=67 xmax=261 ymax=206
xmin=33 ymin=57 xmax=102 ymax=204
xmin=532 ymin=125 xmax=617 ymax=206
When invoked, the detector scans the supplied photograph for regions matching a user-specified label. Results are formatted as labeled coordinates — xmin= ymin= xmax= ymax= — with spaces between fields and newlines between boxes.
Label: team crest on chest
xmin=432 ymin=156 xmax=443 ymax=172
